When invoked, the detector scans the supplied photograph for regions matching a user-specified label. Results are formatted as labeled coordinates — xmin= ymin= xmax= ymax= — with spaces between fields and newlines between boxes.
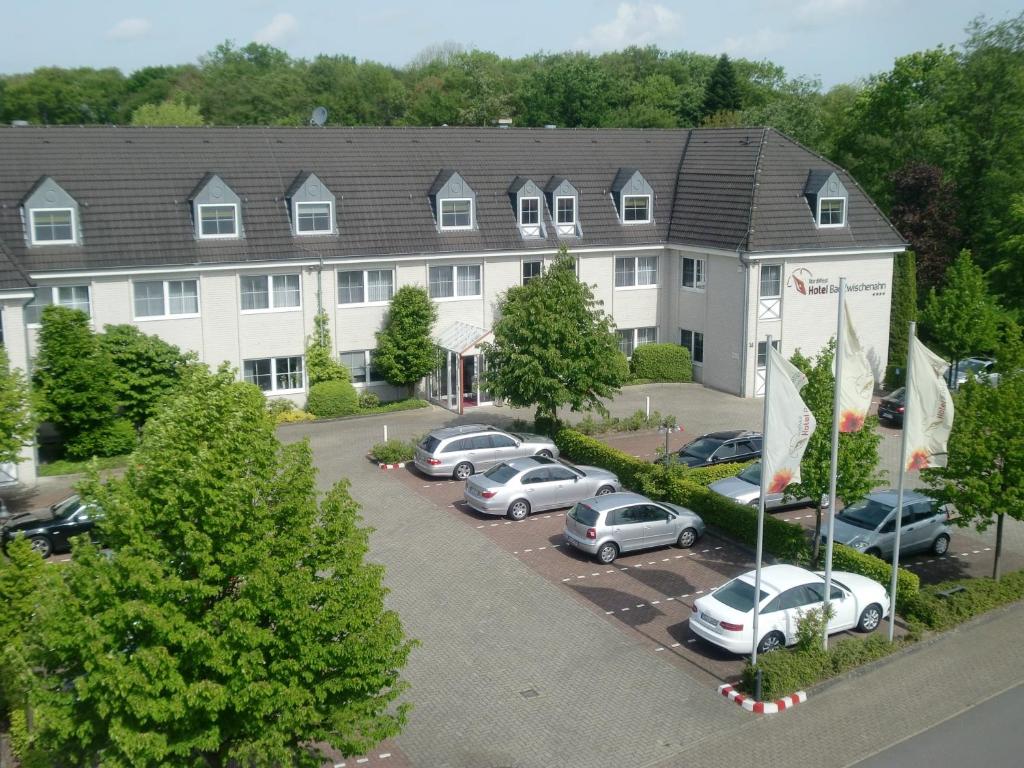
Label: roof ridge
xmin=740 ymin=127 xmax=769 ymax=253
xmin=665 ymin=129 xmax=693 ymax=236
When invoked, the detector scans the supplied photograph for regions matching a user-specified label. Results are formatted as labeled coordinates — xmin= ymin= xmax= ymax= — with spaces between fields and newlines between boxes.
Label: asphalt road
xmin=851 ymin=683 xmax=1024 ymax=768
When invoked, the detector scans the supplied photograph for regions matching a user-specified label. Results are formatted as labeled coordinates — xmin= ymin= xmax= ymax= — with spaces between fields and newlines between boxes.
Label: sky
xmin=2 ymin=1 xmax=1019 ymax=88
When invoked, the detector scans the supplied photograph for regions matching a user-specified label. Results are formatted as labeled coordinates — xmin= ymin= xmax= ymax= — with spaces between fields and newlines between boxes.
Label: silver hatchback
xmin=464 ymin=457 xmax=622 ymax=521
xmin=414 ymin=424 xmax=560 ymax=480
xmin=829 ymin=490 xmax=954 ymax=559
xmin=563 ymin=491 xmax=705 ymax=564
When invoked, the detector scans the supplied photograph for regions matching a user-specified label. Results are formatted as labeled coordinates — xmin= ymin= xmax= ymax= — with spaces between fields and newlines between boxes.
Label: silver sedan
xmin=463 ymin=457 xmax=622 ymax=521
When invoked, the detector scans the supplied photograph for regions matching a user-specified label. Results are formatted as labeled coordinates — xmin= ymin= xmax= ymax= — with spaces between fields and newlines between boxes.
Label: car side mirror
xmin=573 ymin=476 xmax=579 ymax=482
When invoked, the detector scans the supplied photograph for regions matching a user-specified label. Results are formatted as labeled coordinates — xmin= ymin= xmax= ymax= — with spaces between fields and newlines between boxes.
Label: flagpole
xmin=888 ymin=321 xmax=915 ymax=641
xmin=822 ymin=278 xmax=847 ymax=649
xmin=751 ymin=334 xmax=772 ymax=668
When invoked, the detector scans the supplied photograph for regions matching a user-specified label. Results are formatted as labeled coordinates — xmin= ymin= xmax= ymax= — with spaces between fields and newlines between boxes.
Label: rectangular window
xmin=680 ymin=329 xmax=704 ymax=364
xmin=240 ymin=274 xmax=300 ymax=312
xmin=520 ymin=198 xmax=539 ymax=226
xmin=615 ymin=256 xmax=657 ymax=287
xmin=617 ymin=329 xmax=634 ymax=358
xmin=522 ymin=260 xmax=543 ymax=285
xmin=617 ymin=327 xmax=656 ymax=358
xmin=819 ymin=198 xmax=845 ymax=227
xmin=440 ymin=199 xmax=472 ymax=230
xmin=134 ymin=279 xmax=199 ymax=318
xmin=756 ymin=339 xmax=782 ymax=368
xmin=340 ymin=350 xmax=381 ymax=385
xmin=337 ymin=270 xmax=364 ymax=304
xmin=623 ymin=195 xmax=651 ymax=223
xmin=31 ymin=209 xmax=74 ymax=244
xmin=198 ymin=204 xmax=238 ymax=237
xmin=556 ymin=197 xmax=576 ymax=224
xmin=296 ymin=202 xmax=332 ymax=234
xmin=681 ymin=256 xmax=706 ymax=290
xmin=243 ymin=356 xmax=304 ymax=393
xmin=429 ymin=265 xmax=481 ymax=299
xmin=23 ymin=286 xmax=90 ymax=324
xmin=366 ymin=269 xmax=394 ymax=303
xmin=759 ymin=264 xmax=782 ymax=321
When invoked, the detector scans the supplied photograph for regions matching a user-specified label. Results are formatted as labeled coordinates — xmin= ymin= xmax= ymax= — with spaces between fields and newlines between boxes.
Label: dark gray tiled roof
xmin=0 ymin=242 xmax=31 ymax=290
xmin=0 ymin=126 xmax=903 ymax=283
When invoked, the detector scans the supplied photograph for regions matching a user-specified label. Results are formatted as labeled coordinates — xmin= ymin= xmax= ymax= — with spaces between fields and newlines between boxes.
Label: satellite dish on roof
xmin=310 ymin=106 xmax=328 ymax=127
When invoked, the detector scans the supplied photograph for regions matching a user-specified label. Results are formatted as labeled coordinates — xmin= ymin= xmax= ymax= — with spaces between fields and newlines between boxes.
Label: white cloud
xmin=576 ymin=3 xmax=682 ymax=52
xmin=794 ymin=0 xmax=870 ymax=27
xmin=106 ymin=18 xmax=151 ymax=41
xmin=254 ymin=13 xmax=299 ymax=45
xmin=721 ymin=27 xmax=789 ymax=58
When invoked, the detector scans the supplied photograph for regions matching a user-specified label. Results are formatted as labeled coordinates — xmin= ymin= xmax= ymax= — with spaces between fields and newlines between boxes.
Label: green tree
xmin=921 ymin=250 xmax=1002 ymax=383
xmin=374 ymin=286 xmax=438 ymax=394
xmin=304 ymin=311 xmax=348 ymax=386
xmin=887 ymin=251 xmax=918 ymax=387
xmin=0 ymin=66 xmax=126 ymax=124
xmin=0 ymin=346 xmax=35 ymax=466
xmin=787 ymin=340 xmax=885 ymax=566
xmin=130 ymin=100 xmax=205 ymax=126
xmin=15 ymin=366 xmax=413 ymax=765
xmin=481 ymin=250 xmax=625 ymax=424
xmin=889 ymin=163 xmax=961 ymax=292
xmin=923 ymin=371 xmax=1024 ymax=580
xmin=99 ymin=324 xmax=193 ymax=430
xmin=33 ymin=306 xmax=133 ymax=460
xmin=699 ymin=54 xmax=742 ymax=122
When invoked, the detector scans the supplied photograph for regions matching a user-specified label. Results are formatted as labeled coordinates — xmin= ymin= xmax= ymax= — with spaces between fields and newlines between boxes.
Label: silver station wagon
xmin=463 ymin=456 xmax=622 ymax=521
xmin=414 ymin=424 xmax=560 ymax=480
xmin=563 ymin=491 xmax=705 ymax=564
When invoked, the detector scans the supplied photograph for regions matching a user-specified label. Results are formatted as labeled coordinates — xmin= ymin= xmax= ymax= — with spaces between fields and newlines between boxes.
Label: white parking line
xmin=379 ymin=754 xmax=392 ymax=759
xmin=591 ymin=573 xmax=600 ymax=577
xmin=655 ymin=647 xmax=665 ymax=651
xmin=670 ymin=642 xmax=680 ymax=647
xmin=605 ymin=569 xmax=614 ymax=574
xmin=636 ymin=603 xmax=645 ymax=608
xmin=680 ymin=593 xmax=690 ymax=598
xmin=663 ymin=558 xmax=670 ymax=562
xmin=666 ymin=597 xmax=675 ymax=600
xmin=576 ymin=575 xmax=585 ymax=579
xmin=524 ymin=549 xmax=533 ymax=553
xmin=675 ymin=554 xmax=684 ymax=559
xmin=538 ymin=546 xmax=546 ymax=551
xmin=687 ymin=638 xmax=697 ymax=643
xmin=621 ymin=607 xmax=629 ymax=612
xmin=606 ymin=610 xmax=614 ymax=614
xmin=651 ymin=600 xmax=661 ymax=605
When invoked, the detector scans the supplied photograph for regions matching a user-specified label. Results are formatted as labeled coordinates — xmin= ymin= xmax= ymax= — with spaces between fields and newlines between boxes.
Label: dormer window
xmin=804 ymin=170 xmax=848 ymax=229
xmin=430 ymin=169 xmax=476 ymax=232
xmin=22 ymin=176 xmax=81 ymax=246
xmin=519 ymin=198 xmax=540 ymax=231
xmin=545 ymin=177 xmax=580 ymax=237
xmin=508 ymin=177 xmax=545 ymax=239
xmin=286 ymin=172 xmax=336 ymax=236
xmin=611 ymin=168 xmax=653 ymax=225
xmin=556 ymin=197 xmax=576 ymax=231
xmin=198 ymin=204 xmax=238 ymax=238
xmin=190 ymin=173 xmax=243 ymax=240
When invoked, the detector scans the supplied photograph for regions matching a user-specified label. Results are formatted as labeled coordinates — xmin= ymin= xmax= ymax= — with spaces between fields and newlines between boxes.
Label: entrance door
xmin=462 ymin=356 xmax=477 ymax=407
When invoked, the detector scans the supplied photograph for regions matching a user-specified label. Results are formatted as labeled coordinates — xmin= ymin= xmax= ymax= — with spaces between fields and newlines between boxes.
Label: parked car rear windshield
xmin=712 ymin=579 xmax=767 ymax=612
xmin=568 ymin=503 xmax=599 ymax=526
xmin=737 ymin=462 xmax=761 ymax=485
xmin=680 ymin=437 xmax=721 ymax=461
xmin=483 ymin=463 xmax=519 ymax=483
xmin=839 ymin=497 xmax=893 ymax=530
xmin=420 ymin=436 xmax=441 ymax=453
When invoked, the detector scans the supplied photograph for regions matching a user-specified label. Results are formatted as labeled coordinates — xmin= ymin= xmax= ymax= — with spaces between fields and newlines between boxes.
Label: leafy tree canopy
xmin=0 ymin=345 xmax=35 ymax=466
xmin=374 ymin=286 xmax=438 ymax=392
xmin=130 ymin=100 xmax=205 ymax=126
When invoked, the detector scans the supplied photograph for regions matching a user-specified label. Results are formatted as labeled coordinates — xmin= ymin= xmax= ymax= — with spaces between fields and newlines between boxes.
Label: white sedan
xmin=688 ymin=564 xmax=889 ymax=655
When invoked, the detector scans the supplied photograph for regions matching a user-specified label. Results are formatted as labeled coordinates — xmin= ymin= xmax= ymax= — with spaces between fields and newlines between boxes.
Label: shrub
xmin=359 ymin=391 xmax=381 ymax=409
xmin=902 ymin=571 xmax=1024 ymax=631
xmin=274 ymin=409 xmax=315 ymax=425
xmin=266 ymin=398 xmax=295 ymax=416
xmin=64 ymin=418 xmax=137 ymax=460
xmin=371 ymin=439 xmax=417 ymax=464
xmin=685 ymin=461 xmax=752 ymax=487
xmin=830 ymin=543 xmax=920 ymax=611
xmin=629 ymin=343 xmax=692 ymax=382
xmin=360 ymin=398 xmax=430 ymax=415
xmin=306 ymin=380 xmax=359 ymax=419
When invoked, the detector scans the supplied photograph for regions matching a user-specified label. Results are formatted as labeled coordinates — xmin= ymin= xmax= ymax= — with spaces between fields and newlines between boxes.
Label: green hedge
xmin=306 ymin=379 xmax=359 ymax=418
xmin=902 ymin=571 xmax=1024 ymax=632
xmin=685 ymin=461 xmax=753 ymax=487
xmin=360 ymin=398 xmax=430 ymax=415
xmin=630 ymin=343 xmax=693 ymax=382
xmin=830 ymin=543 xmax=920 ymax=611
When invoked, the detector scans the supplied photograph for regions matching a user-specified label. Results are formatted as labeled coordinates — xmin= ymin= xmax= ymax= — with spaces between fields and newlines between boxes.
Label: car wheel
xmin=676 ymin=527 xmax=698 ymax=548
xmin=857 ymin=603 xmax=883 ymax=633
xmin=864 ymin=547 xmax=882 ymax=559
xmin=757 ymin=631 xmax=785 ymax=654
xmin=507 ymin=499 xmax=530 ymax=521
xmin=932 ymin=533 xmax=950 ymax=556
xmin=596 ymin=485 xmax=615 ymax=496
xmin=536 ymin=449 xmax=553 ymax=459
xmin=453 ymin=462 xmax=474 ymax=481
xmin=596 ymin=542 xmax=619 ymax=564
xmin=28 ymin=535 xmax=52 ymax=559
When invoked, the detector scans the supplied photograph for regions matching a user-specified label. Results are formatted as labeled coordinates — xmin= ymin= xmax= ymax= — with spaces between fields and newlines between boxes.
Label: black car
xmin=659 ymin=430 xmax=763 ymax=468
xmin=0 ymin=495 xmax=100 ymax=559
xmin=877 ymin=387 xmax=905 ymax=427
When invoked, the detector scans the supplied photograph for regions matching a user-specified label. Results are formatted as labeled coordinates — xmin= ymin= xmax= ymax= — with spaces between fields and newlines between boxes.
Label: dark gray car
xmin=563 ymin=491 xmax=705 ymax=564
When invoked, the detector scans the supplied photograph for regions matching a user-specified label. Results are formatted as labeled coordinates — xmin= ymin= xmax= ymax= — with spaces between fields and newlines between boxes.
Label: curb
xmin=378 ymin=462 xmax=407 ymax=470
xmin=718 ymin=683 xmax=807 ymax=714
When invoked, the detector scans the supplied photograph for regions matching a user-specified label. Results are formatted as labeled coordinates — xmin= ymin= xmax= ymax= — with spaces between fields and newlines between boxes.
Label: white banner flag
xmin=904 ymin=336 xmax=955 ymax=470
xmin=764 ymin=346 xmax=817 ymax=492
xmin=839 ymin=300 xmax=875 ymax=432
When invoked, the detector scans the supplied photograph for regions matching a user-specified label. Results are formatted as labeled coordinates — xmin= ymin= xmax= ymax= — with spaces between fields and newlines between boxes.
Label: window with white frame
xmin=243 ymin=356 xmax=304 ymax=393
xmin=519 ymin=197 xmax=541 ymax=237
xmin=24 ymin=285 xmax=91 ymax=325
xmin=239 ymin=274 xmax=301 ymax=311
xmin=440 ymin=199 xmax=472 ymax=230
xmin=555 ymin=196 xmax=576 ymax=230
xmin=818 ymin=197 xmax=846 ymax=227
xmin=295 ymin=202 xmax=332 ymax=234
xmin=622 ymin=195 xmax=651 ymax=223
xmin=756 ymin=339 xmax=781 ymax=368
xmin=339 ymin=350 xmax=380 ymax=384
xmin=522 ymin=260 xmax=543 ymax=285
xmin=680 ymin=256 xmax=706 ymax=290
xmin=680 ymin=328 xmax=704 ymax=364
xmin=428 ymin=264 xmax=481 ymax=299
xmin=133 ymin=279 xmax=199 ymax=319
xmin=30 ymin=209 xmax=75 ymax=244
xmin=758 ymin=264 xmax=782 ymax=320
xmin=198 ymin=204 xmax=238 ymax=238
xmin=617 ymin=327 xmax=656 ymax=357
xmin=615 ymin=255 xmax=658 ymax=288
xmin=337 ymin=269 xmax=394 ymax=305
